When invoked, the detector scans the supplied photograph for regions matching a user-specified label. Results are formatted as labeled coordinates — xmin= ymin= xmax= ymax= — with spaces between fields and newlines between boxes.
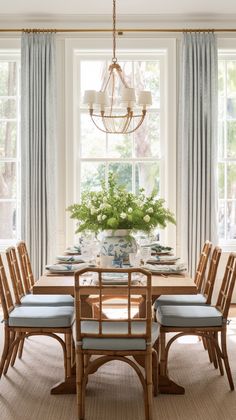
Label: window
xmin=0 ymin=53 xmax=21 ymax=247
xmin=78 ymin=57 xmax=162 ymax=196
xmin=66 ymin=38 xmax=176 ymax=247
xmin=218 ymin=53 xmax=236 ymax=246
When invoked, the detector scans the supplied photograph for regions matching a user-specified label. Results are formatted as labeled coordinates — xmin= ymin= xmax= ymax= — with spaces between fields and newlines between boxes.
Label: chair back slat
xmin=0 ymin=254 xmax=14 ymax=320
xmin=6 ymin=247 xmax=25 ymax=304
xmin=74 ymin=267 xmax=152 ymax=343
xmin=216 ymin=253 xmax=236 ymax=318
xmin=194 ymin=241 xmax=212 ymax=292
xmin=203 ymin=246 xmax=222 ymax=304
xmin=17 ymin=241 xmax=35 ymax=292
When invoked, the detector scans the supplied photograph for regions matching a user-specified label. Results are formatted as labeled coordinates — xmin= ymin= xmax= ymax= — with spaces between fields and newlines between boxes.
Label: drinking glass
xmin=129 ymin=252 xmax=141 ymax=267
xmin=140 ymin=246 xmax=151 ymax=266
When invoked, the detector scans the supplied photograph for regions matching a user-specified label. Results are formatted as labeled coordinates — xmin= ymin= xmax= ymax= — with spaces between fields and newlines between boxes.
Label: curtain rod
xmin=0 ymin=28 xmax=236 ymax=33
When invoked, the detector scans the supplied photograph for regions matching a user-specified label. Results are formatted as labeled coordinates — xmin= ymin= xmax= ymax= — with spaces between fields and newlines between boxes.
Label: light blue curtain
xmin=21 ymin=32 xmax=56 ymax=279
xmin=177 ymin=32 xmax=218 ymax=276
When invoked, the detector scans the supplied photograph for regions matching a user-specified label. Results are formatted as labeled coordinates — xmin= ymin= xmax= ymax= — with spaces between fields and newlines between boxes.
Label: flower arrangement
xmin=67 ymin=173 xmax=176 ymax=234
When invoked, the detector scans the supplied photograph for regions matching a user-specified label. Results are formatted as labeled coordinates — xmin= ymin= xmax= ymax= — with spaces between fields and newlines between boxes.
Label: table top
xmin=32 ymin=273 xmax=197 ymax=296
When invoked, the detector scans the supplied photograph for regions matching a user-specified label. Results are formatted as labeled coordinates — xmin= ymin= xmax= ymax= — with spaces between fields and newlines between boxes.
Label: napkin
xmin=45 ymin=262 xmax=95 ymax=273
xmin=56 ymin=255 xmax=85 ymax=263
xmin=143 ymin=262 xmax=186 ymax=273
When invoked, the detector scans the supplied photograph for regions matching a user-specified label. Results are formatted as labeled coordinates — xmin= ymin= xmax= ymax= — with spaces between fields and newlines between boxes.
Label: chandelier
xmin=83 ymin=0 xmax=152 ymax=134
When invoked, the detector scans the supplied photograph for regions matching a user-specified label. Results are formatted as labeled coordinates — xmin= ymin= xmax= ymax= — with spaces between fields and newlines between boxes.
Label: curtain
xmin=21 ymin=32 xmax=56 ymax=279
xmin=177 ymin=32 xmax=218 ymax=276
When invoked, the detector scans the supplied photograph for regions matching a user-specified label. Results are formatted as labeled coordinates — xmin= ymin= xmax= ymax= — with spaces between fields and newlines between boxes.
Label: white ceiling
xmin=2 ymin=0 xmax=236 ymax=16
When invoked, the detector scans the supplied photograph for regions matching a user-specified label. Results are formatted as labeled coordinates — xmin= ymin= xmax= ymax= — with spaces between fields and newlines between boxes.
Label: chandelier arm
xmin=123 ymin=113 xmax=133 ymax=133
xmin=116 ymin=68 xmax=129 ymax=89
xmin=102 ymin=114 xmax=112 ymax=133
xmin=101 ymin=69 xmax=113 ymax=92
xmin=90 ymin=113 xmax=146 ymax=134
xmin=119 ymin=112 xmax=131 ymax=134
xmin=125 ymin=112 xmax=146 ymax=134
xmin=110 ymin=71 xmax=115 ymax=117
xmin=90 ymin=112 xmax=146 ymax=118
xmin=90 ymin=115 xmax=111 ymax=134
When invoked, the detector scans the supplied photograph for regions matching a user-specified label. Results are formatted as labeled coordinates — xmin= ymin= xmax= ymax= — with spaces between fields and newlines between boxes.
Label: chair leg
xmin=208 ymin=333 xmax=218 ymax=369
xmin=65 ymin=333 xmax=72 ymax=378
xmin=152 ymin=348 xmax=158 ymax=397
xmin=159 ymin=332 xmax=167 ymax=376
xmin=3 ymin=331 xmax=17 ymax=375
xmin=10 ymin=332 xmax=21 ymax=367
xmin=76 ymin=349 xmax=84 ymax=420
xmin=214 ymin=332 xmax=224 ymax=376
xmin=18 ymin=334 xmax=25 ymax=359
xmin=221 ymin=329 xmax=234 ymax=390
xmin=0 ymin=326 xmax=10 ymax=378
xmin=145 ymin=349 xmax=153 ymax=420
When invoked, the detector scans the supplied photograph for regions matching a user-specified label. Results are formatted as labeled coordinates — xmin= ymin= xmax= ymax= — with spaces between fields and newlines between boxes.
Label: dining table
xmin=32 ymin=270 xmax=197 ymax=395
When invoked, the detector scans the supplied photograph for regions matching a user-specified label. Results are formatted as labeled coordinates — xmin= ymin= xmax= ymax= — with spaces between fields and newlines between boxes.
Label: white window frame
xmin=0 ymin=39 xmax=21 ymax=250
xmin=65 ymin=37 xmax=176 ymax=249
xmin=218 ymin=38 xmax=236 ymax=252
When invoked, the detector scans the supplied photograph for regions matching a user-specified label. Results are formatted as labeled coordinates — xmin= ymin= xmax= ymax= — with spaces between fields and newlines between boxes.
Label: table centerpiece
xmin=67 ymin=173 xmax=176 ymax=260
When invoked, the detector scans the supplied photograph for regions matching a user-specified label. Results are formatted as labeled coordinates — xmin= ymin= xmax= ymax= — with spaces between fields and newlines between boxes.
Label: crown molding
xmin=0 ymin=13 xmax=236 ymax=29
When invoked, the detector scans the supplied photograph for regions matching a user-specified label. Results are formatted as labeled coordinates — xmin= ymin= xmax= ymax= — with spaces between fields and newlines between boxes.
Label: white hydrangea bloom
xmin=143 ymin=215 xmax=151 ymax=223
xmin=128 ymin=207 xmax=133 ymax=213
xmin=120 ymin=212 xmax=127 ymax=219
xmin=102 ymin=214 xmax=107 ymax=220
xmin=147 ymin=207 xmax=154 ymax=214
xmin=97 ymin=214 xmax=102 ymax=221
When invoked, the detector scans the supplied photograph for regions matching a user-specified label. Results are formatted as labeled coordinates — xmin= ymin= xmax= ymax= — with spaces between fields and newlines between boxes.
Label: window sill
xmin=0 ymin=239 xmax=19 ymax=252
xmin=219 ymin=242 xmax=236 ymax=253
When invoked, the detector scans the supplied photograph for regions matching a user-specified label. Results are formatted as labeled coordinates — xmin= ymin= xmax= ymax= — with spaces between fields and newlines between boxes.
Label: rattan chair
xmin=156 ymin=253 xmax=236 ymax=390
xmin=5 ymin=246 xmax=74 ymax=363
xmin=73 ymin=267 xmax=159 ymax=420
xmin=154 ymin=245 xmax=221 ymax=309
xmin=0 ymin=254 xmax=74 ymax=380
xmin=6 ymin=245 xmax=74 ymax=307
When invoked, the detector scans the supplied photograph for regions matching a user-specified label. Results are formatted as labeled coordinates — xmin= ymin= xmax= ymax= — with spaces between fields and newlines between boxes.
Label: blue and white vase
xmin=100 ymin=229 xmax=137 ymax=260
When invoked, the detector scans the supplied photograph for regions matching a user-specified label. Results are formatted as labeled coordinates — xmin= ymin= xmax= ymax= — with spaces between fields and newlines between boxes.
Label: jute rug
xmin=0 ymin=318 xmax=236 ymax=420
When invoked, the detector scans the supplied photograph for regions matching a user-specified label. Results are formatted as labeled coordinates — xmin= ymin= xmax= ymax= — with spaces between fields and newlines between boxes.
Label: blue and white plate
xmin=56 ymin=255 xmax=85 ymax=263
xmin=143 ymin=262 xmax=186 ymax=274
xmin=45 ymin=262 xmax=95 ymax=274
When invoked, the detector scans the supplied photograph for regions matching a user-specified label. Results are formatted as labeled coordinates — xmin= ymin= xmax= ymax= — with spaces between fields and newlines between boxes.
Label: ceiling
xmin=2 ymin=0 xmax=236 ymax=16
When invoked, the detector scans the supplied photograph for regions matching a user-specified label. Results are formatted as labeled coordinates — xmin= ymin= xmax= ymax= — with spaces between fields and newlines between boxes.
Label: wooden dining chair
xmin=16 ymin=241 xmax=34 ymax=293
xmin=73 ymin=267 xmax=159 ymax=420
xmin=0 ymin=254 xmax=74 ymax=380
xmin=5 ymin=246 xmax=74 ymax=364
xmin=155 ymin=252 xmax=236 ymax=391
xmin=6 ymin=246 xmax=74 ymax=307
xmin=154 ymin=246 xmax=221 ymax=309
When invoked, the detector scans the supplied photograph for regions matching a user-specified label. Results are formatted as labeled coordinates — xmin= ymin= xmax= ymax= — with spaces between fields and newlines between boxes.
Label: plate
xmin=45 ymin=262 xmax=95 ymax=274
xmin=93 ymin=272 xmax=141 ymax=285
xmin=147 ymin=256 xmax=179 ymax=265
xmin=64 ymin=245 xmax=81 ymax=255
xmin=56 ymin=255 xmax=85 ymax=263
xmin=143 ymin=263 xmax=187 ymax=274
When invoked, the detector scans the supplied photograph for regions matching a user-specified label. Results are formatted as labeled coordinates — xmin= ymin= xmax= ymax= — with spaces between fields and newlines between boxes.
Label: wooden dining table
xmin=32 ymin=271 xmax=197 ymax=395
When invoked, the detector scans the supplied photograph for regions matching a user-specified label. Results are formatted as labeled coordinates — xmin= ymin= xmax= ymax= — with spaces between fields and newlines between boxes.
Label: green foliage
xmin=67 ymin=173 xmax=176 ymax=234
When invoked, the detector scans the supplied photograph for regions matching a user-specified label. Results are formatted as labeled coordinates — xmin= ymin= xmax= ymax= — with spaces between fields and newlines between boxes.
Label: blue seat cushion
xmin=73 ymin=321 xmax=159 ymax=351
xmin=8 ymin=306 xmax=74 ymax=328
xmin=153 ymin=294 xmax=207 ymax=309
xmin=156 ymin=305 xmax=223 ymax=327
xmin=21 ymin=294 xmax=74 ymax=307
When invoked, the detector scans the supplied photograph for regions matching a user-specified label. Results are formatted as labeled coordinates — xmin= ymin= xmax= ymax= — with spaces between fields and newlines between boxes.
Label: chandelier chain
xmin=112 ymin=0 xmax=117 ymax=63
